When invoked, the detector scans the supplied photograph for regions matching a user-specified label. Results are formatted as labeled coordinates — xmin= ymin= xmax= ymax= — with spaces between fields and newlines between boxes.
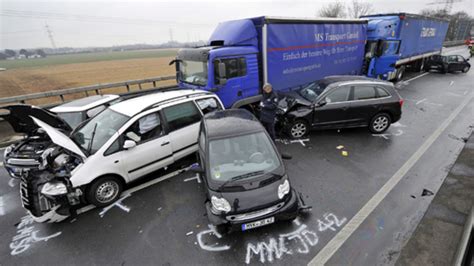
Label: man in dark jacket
xmin=260 ymin=83 xmax=278 ymax=140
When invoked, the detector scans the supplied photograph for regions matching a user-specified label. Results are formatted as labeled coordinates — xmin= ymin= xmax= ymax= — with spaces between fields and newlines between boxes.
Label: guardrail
xmin=444 ymin=40 xmax=467 ymax=47
xmin=0 ymin=75 xmax=176 ymax=108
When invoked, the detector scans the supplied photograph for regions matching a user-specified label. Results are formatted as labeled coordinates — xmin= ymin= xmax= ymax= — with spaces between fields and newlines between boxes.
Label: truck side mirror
xmin=218 ymin=62 xmax=226 ymax=78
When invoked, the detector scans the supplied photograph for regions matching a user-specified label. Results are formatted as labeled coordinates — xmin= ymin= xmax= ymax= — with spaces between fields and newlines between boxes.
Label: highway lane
xmin=0 ymin=49 xmax=472 ymax=265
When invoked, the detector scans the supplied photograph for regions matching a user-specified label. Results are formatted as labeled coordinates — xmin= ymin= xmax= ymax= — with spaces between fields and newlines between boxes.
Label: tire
xmin=369 ymin=113 xmax=391 ymax=134
xmin=462 ymin=66 xmax=470 ymax=73
xmin=287 ymin=120 xmax=309 ymax=139
xmin=395 ymin=66 xmax=405 ymax=81
xmin=86 ymin=176 xmax=123 ymax=207
xmin=419 ymin=59 xmax=425 ymax=72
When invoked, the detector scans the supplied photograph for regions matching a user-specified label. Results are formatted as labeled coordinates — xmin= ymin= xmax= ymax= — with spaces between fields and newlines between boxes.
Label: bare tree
xmin=346 ymin=0 xmax=374 ymax=18
xmin=318 ymin=1 xmax=346 ymax=18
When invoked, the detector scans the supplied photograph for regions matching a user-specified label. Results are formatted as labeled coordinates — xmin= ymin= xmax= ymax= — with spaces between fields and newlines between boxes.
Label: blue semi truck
xmin=172 ymin=14 xmax=448 ymax=109
xmin=362 ymin=13 xmax=449 ymax=80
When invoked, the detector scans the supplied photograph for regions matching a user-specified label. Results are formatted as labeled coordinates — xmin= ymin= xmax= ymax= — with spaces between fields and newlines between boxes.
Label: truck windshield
xmin=179 ymin=60 xmax=208 ymax=86
xmin=208 ymin=132 xmax=281 ymax=186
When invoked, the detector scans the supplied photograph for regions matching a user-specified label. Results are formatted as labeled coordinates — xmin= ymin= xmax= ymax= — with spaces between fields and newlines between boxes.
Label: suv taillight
xmin=399 ymin=98 xmax=404 ymax=107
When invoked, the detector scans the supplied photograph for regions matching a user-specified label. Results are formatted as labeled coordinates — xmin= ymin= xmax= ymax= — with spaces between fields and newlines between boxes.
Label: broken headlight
xmin=211 ymin=196 xmax=231 ymax=214
xmin=41 ymin=181 xmax=68 ymax=196
xmin=4 ymin=145 xmax=13 ymax=157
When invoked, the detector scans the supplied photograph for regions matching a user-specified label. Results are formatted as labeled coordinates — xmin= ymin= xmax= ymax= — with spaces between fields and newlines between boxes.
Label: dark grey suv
xmin=277 ymin=76 xmax=404 ymax=139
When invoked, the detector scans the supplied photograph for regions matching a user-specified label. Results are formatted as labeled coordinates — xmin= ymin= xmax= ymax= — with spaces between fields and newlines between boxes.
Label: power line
xmin=0 ymin=9 xmax=214 ymax=27
xmin=45 ymin=23 xmax=57 ymax=49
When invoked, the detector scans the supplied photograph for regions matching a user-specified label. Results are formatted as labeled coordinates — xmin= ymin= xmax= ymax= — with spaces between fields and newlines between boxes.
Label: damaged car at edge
xmin=19 ymin=90 xmax=223 ymax=223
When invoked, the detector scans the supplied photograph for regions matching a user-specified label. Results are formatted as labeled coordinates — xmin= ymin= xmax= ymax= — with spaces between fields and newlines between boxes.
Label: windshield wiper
xmin=218 ymin=170 xmax=265 ymax=190
xmin=87 ymin=123 xmax=98 ymax=155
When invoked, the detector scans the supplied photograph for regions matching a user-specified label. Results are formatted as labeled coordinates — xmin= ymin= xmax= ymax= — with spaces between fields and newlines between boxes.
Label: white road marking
xmin=449 ymin=81 xmax=454 ymax=86
xmin=77 ymin=166 xmax=190 ymax=215
xmin=309 ymin=92 xmax=474 ymax=266
xmin=0 ymin=196 xmax=5 ymax=216
xmin=99 ymin=193 xmax=131 ymax=217
xmin=416 ymin=98 xmax=427 ymax=105
xmin=391 ymin=122 xmax=407 ymax=128
xmin=184 ymin=174 xmax=201 ymax=183
xmin=8 ymin=179 xmax=16 ymax=188
xmin=404 ymin=72 xmax=430 ymax=83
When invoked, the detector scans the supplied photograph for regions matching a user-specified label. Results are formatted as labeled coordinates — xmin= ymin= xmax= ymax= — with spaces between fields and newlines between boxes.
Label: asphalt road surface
xmin=0 ymin=47 xmax=473 ymax=265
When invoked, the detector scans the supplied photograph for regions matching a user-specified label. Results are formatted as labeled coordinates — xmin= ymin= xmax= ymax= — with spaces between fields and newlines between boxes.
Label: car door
xmin=213 ymin=57 xmax=247 ymax=107
xmin=312 ymin=85 xmax=351 ymax=128
xmin=162 ymin=100 xmax=203 ymax=162
xmin=446 ymin=55 xmax=458 ymax=71
xmin=347 ymin=84 xmax=380 ymax=126
xmin=120 ymin=110 xmax=173 ymax=181
xmin=456 ymin=55 xmax=468 ymax=71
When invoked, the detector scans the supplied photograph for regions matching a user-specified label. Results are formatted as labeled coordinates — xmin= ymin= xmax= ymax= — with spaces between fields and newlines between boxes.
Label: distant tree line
xmin=0 ymin=49 xmax=47 ymax=60
xmin=419 ymin=9 xmax=473 ymax=41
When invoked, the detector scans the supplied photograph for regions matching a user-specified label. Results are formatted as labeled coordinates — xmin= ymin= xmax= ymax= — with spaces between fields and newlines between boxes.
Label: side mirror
xmin=466 ymin=58 xmax=470 ymax=62
xmin=123 ymin=140 xmax=136 ymax=150
xmin=281 ymin=153 xmax=292 ymax=160
xmin=218 ymin=62 xmax=226 ymax=78
xmin=317 ymin=99 xmax=327 ymax=107
xmin=190 ymin=163 xmax=204 ymax=173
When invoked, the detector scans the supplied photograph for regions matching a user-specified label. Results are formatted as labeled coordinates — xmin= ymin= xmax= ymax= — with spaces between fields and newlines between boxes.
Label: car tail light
xmin=399 ymin=98 xmax=404 ymax=107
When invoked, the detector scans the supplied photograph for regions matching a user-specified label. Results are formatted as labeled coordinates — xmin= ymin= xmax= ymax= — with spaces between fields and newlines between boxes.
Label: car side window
xmin=353 ymin=86 xmax=377 ymax=100
xmin=457 ymin=55 xmax=465 ymax=62
xmin=104 ymin=137 xmax=121 ymax=156
xmin=124 ymin=112 xmax=163 ymax=145
xmin=195 ymin=97 xmax=222 ymax=115
xmin=214 ymin=57 xmax=246 ymax=81
xmin=163 ymin=101 xmax=202 ymax=132
xmin=447 ymin=55 xmax=457 ymax=63
xmin=325 ymin=86 xmax=350 ymax=103
xmin=376 ymin=87 xmax=390 ymax=98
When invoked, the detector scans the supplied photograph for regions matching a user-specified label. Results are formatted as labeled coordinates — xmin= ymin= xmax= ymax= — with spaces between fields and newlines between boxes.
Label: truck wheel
xmin=288 ymin=120 xmax=309 ymax=139
xmin=462 ymin=66 xmax=470 ymax=73
xmin=369 ymin=113 xmax=391 ymax=134
xmin=396 ymin=66 xmax=405 ymax=81
xmin=86 ymin=176 xmax=123 ymax=207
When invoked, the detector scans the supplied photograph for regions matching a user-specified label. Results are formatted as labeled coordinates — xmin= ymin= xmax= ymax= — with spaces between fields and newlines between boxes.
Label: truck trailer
xmin=361 ymin=13 xmax=449 ymax=80
xmin=172 ymin=16 xmax=368 ymax=109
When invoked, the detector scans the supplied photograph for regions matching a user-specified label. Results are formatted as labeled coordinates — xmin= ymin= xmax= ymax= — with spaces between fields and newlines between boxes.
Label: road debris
xmin=421 ymin=189 xmax=434 ymax=197
xmin=186 ymin=231 xmax=194 ymax=236
xmin=341 ymin=151 xmax=348 ymax=156
xmin=336 ymin=145 xmax=344 ymax=150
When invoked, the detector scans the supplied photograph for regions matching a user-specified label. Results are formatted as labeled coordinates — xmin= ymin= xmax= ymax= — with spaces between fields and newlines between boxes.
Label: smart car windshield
xmin=298 ymin=82 xmax=326 ymax=102
xmin=71 ymin=109 xmax=129 ymax=155
xmin=208 ymin=132 xmax=281 ymax=184
xmin=179 ymin=60 xmax=208 ymax=86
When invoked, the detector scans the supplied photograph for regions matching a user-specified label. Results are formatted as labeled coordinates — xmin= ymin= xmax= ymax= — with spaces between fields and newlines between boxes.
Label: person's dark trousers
xmin=262 ymin=121 xmax=276 ymax=141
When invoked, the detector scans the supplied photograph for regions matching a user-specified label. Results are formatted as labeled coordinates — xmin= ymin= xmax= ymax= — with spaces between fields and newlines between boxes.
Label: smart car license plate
xmin=242 ymin=217 xmax=275 ymax=231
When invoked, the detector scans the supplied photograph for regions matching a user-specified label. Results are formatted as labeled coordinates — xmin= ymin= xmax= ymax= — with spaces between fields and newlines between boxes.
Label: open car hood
xmin=0 ymin=105 xmax=72 ymax=135
xmin=31 ymin=117 xmax=86 ymax=159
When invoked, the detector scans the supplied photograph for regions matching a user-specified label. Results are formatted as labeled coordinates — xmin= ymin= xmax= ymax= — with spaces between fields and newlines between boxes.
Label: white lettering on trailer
xmin=420 ymin=27 xmax=436 ymax=37
xmin=9 ymin=215 xmax=62 ymax=256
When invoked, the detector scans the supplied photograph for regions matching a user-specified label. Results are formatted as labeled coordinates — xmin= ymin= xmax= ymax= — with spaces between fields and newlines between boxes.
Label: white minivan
xmin=21 ymin=89 xmax=223 ymax=222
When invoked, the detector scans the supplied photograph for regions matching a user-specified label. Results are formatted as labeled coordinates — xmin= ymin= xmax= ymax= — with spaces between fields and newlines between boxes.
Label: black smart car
xmin=193 ymin=109 xmax=302 ymax=233
xmin=277 ymin=76 xmax=403 ymax=139
xmin=425 ymin=54 xmax=470 ymax=73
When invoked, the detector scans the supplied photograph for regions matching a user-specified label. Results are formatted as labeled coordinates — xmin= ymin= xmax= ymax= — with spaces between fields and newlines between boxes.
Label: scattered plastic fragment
xmin=157 ymin=207 xmax=162 ymax=211
xmin=186 ymin=231 xmax=194 ymax=236
xmin=336 ymin=145 xmax=344 ymax=150
xmin=411 ymin=195 xmax=416 ymax=199
xmin=421 ymin=189 xmax=434 ymax=197
xmin=341 ymin=151 xmax=348 ymax=156
xmin=70 ymin=218 xmax=77 ymax=224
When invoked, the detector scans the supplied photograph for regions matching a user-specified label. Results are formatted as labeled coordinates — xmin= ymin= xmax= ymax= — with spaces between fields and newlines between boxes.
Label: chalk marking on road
xmin=77 ymin=167 xmax=189 ymax=215
xmin=447 ymin=92 xmax=462 ymax=97
xmin=0 ymin=196 xmax=5 ymax=216
xmin=416 ymin=98 xmax=427 ymax=105
xmin=197 ymin=224 xmax=230 ymax=252
xmin=372 ymin=129 xmax=404 ymax=140
xmin=404 ymin=72 xmax=430 ymax=83
xmin=449 ymin=81 xmax=455 ymax=86
xmin=184 ymin=174 xmax=201 ymax=183
xmin=391 ymin=122 xmax=407 ymax=128
xmin=464 ymin=90 xmax=468 ymax=96
xmin=309 ymin=92 xmax=474 ymax=266
xmin=0 ymin=162 xmax=3 ymax=167
xmin=8 ymin=178 xmax=16 ymax=188
xmin=99 ymin=193 xmax=131 ymax=218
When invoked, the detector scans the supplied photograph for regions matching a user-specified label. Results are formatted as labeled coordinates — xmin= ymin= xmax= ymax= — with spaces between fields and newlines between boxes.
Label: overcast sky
xmin=1 ymin=0 xmax=473 ymax=50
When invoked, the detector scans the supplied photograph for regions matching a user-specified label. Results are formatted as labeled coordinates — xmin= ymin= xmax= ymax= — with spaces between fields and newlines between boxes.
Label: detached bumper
xmin=206 ymin=188 xmax=300 ymax=232
xmin=28 ymin=206 xmax=69 ymax=223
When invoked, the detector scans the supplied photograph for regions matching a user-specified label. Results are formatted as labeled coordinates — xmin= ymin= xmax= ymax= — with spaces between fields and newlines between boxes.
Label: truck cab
xmin=174 ymin=19 xmax=260 ymax=109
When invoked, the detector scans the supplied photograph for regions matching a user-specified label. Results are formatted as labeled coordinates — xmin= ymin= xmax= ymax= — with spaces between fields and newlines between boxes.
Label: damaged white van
xmin=21 ymin=90 xmax=223 ymax=222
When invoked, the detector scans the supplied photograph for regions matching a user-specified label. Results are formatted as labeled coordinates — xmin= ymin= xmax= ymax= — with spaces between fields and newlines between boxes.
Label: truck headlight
xmin=4 ymin=145 xmax=13 ymax=157
xmin=278 ymin=179 xmax=290 ymax=199
xmin=41 ymin=182 xmax=68 ymax=196
xmin=211 ymin=196 xmax=231 ymax=214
